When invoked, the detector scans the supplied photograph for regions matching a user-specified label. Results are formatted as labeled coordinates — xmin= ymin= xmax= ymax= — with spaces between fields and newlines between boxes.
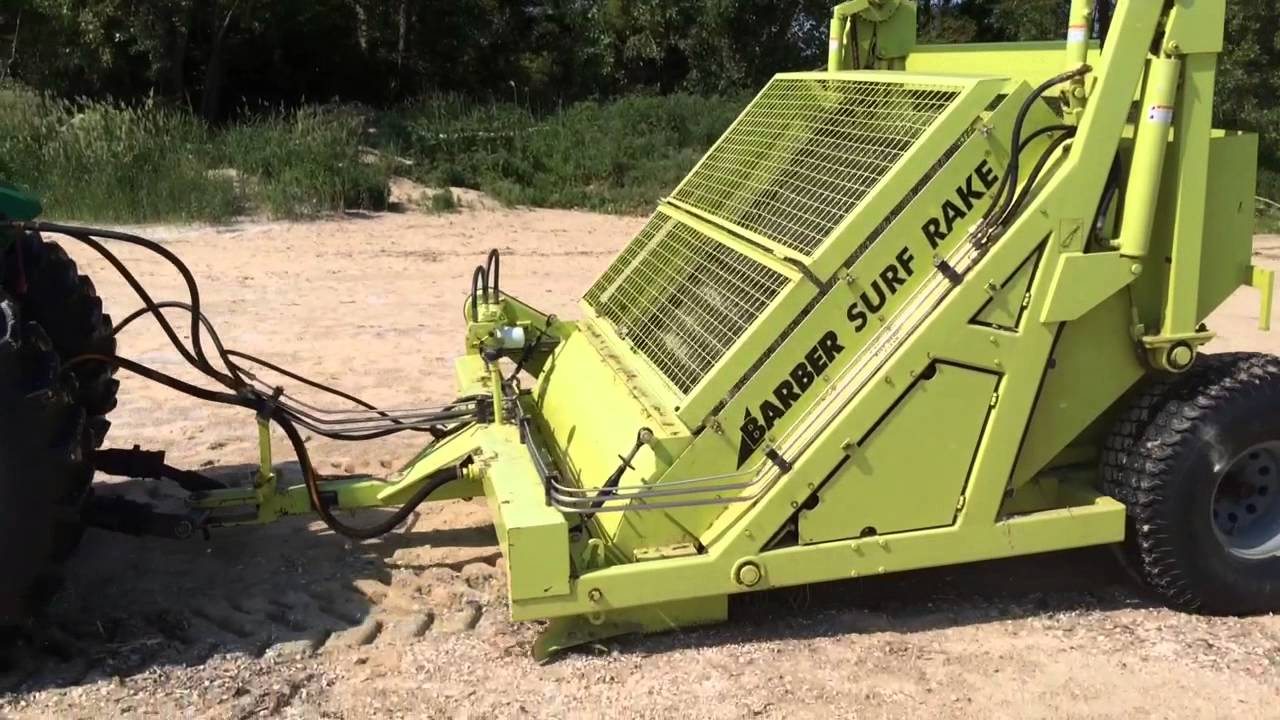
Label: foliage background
xmin=0 ymin=1 xmax=1277 ymax=220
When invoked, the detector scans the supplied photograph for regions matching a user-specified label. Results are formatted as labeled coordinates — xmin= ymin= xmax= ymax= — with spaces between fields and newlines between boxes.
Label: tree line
xmin=1 ymin=1 xmax=1278 ymax=167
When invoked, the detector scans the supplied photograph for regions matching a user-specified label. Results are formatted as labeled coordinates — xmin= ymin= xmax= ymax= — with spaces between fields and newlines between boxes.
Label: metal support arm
xmin=828 ymin=0 xmax=917 ymax=72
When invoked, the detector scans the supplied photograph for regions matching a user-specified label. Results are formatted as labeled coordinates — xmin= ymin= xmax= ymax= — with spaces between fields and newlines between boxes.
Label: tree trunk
xmin=395 ymin=0 xmax=407 ymax=95
xmin=164 ymin=10 xmax=193 ymax=100
xmin=0 ymin=10 xmax=20 ymax=85
xmin=200 ymin=3 xmax=238 ymax=122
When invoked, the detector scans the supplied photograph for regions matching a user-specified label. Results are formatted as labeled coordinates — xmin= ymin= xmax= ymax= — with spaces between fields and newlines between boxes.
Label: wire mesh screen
xmin=585 ymin=215 xmax=789 ymax=395
xmin=671 ymin=77 xmax=962 ymax=256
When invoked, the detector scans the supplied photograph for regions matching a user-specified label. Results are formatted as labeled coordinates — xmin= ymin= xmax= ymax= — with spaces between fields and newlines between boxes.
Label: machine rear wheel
xmin=0 ymin=235 xmax=116 ymax=625
xmin=1102 ymin=352 xmax=1280 ymax=615
xmin=0 ymin=300 xmax=87 ymax=624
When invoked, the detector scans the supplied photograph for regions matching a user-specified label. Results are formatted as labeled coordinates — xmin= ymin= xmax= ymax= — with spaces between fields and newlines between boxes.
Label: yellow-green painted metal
xmin=1040 ymin=252 xmax=1142 ymax=324
xmin=190 ymin=0 xmax=1269 ymax=655
xmin=972 ymin=249 xmax=1040 ymax=330
xmin=474 ymin=421 xmax=572 ymax=603
xmin=797 ymin=363 xmax=997 ymax=542
xmin=1253 ymin=266 xmax=1276 ymax=332
xmin=908 ymin=42 xmax=1103 ymax=86
xmin=532 ymin=596 xmax=727 ymax=662
xmin=1117 ymin=57 xmax=1181 ymax=259
xmin=191 ymin=425 xmax=485 ymax=526
xmin=829 ymin=0 xmax=917 ymax=71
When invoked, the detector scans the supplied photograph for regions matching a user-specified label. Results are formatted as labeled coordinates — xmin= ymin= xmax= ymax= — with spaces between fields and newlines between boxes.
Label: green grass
xmin=1258 ymin=169 xmax=1280 ymax=234
xmin=0 ymin=84 xmax=396 ymax=222
xmin=0 ymin=84 xmax=744 ymax=223
xmin=0 ymin=85 xmax=238 ymax=222
xmin=427 ymin=188 xmax=458 ymax=213
xmin=217 ymin=106 xmax=395 ymax=219
xmin=5 ymin=81 xmax=1279 ymax=230
xmin=386 ymin=93 xmax=747 ymax=214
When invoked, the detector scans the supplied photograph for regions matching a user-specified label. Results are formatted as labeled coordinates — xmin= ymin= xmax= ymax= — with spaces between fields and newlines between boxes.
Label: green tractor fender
xmin=0 ymin=183 xmax=41 ymax=222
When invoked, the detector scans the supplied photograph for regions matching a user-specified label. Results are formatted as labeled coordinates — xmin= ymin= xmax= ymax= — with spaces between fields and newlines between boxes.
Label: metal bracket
xmin=1040 ymin=252 xmax=1141 ymax=323
xmin=1139 ymin=329 xmax=1215 ymax=372
xmin=934 ymin=257 xmax=964 ymax=286
xmin=1250 ymin=265 xmax=1275 ymax=332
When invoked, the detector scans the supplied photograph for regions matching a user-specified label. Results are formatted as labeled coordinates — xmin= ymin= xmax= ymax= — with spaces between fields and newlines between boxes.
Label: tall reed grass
xmin=18 ymin=84 xmax=1275 ymax=235
xmin=1 ymin=83 xmax=746 ymax=222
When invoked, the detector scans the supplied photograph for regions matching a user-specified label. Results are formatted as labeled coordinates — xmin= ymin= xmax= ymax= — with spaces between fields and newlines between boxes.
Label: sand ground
xmin=2 ymin=206 xmax=1279 ymax=719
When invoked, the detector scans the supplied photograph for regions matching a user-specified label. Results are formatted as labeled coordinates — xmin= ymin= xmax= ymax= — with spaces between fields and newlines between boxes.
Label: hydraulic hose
xmin=120 ymin=300 xmax=450 ymax=432
xmin=115 ymin=300 xmax=469 ymax=440
xmin=12 ymin=224 xmax=471 ymax=441
xmin=485 ymin=249 xmax=501 ymax=303
xmin=275 ymin=410 xmax=462 ymax=541
xmin=978 ymin=123 xmax=1074 ymax=233
xmin=1091 ymin=156 xmax=1124 ymax=246
xmin=19 ymin=221 xmax=245 ymax=387
xmin=64 ymin=351 xmax=467 ymax=541
xmin=980 ymin=66 xmax=1093 ymax=234
xmin=63 ymin=353 xmax=256 ymax=411
xmin=1 ymin=219 xmax=478 ymax=539
xmin=470 ymin=266 xmax=488 ymax=322
xmin=1001 ymin=129 xmax=1077 ymax=224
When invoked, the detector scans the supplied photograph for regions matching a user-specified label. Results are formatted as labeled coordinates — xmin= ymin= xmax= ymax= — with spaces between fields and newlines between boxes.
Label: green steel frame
xmin=183 ymin=0 xmax=1273 ymax=657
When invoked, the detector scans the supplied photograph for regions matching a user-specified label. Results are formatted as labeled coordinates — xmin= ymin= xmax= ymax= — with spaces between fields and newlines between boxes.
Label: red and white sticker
xmin=1148 ymin=105 xmax=1175 ymax=124
xmin=1067 ymin=24 xmax=1089 ymax=43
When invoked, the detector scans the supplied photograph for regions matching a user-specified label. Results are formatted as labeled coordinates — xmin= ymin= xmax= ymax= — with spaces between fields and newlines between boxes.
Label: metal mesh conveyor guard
xmin=584 ymin=214 xmax=788 ymax=395
xmin=671 ymin=76 xmax=962 ymax=256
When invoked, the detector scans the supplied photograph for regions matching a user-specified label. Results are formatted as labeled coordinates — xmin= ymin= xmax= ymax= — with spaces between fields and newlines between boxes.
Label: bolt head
xmin=588 ymin=588 xmax=603 ymax=603
xmin=1168 ymin=345 xmax=1195 ymax=370
xmin=736 ymin=563 xmax=763 ymax=587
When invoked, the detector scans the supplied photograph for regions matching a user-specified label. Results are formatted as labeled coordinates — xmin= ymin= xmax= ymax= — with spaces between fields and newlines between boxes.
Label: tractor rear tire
xmin=16 ymin=234 xmax=119 ymax=560
xmin=1102 ymin=352 xmax=1280 ymax=615
xmin=0 ymin=305 xmax=89 ymax=624
xmin=0 ymin=235 xmax=117 ymax=625
xmin=16 ymin=232 xmax=119 ymax=434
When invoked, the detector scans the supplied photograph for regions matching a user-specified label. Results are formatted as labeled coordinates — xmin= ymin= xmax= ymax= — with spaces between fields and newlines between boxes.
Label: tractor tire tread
xmin=1101 ymin=352 xmax=1280 ymax=615
xmin=18 ymin=233 xmax=119 ymax=430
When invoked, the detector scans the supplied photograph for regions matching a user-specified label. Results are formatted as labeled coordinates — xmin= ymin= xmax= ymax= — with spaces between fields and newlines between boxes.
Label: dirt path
xmin=2 ymin=209 xmax=1279 ymax=718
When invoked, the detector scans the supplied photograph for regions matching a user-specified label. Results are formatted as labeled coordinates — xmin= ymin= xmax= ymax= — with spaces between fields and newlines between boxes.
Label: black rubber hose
xmin=1018 ymin=124 xmax=1075 ymax=154
xmin=76 ymin=228 xmax=242 ymax=387
xmin=979 ymin=123 xmax=1075 ymax=232
xmin=63 ymin=353 xmax=255 ymax=410
xmin=112 ymin=300 xmax=234 ymax=372
xmin=115 ymin=300 xmax=464 ymax=439
xmin=225 ymin=349 xmax=452 ymax=438
xmin=19 ymin=221 xmax=245 ymax=388
xmin=69 ymin=234 xmax=224 ymax=383
xmin=276 ymin=411 xmax=462 ymax=541
xmin=1092 ymin=155 xmax=1123 ymax=245
xmin=1000 ymin=129 xmax=1077 ymax=225
xmin=470 ymin=265 xmax=487 ymax=322
xmin=5 ymin=220 xmax=473 ymax=539
xmin=485 ymin=249 xmax=500 ymax=304
xmin=64 ymin=352 xmax=464 ymax=541
xmin=987 ymin=66 xmax=1093 ymax=229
